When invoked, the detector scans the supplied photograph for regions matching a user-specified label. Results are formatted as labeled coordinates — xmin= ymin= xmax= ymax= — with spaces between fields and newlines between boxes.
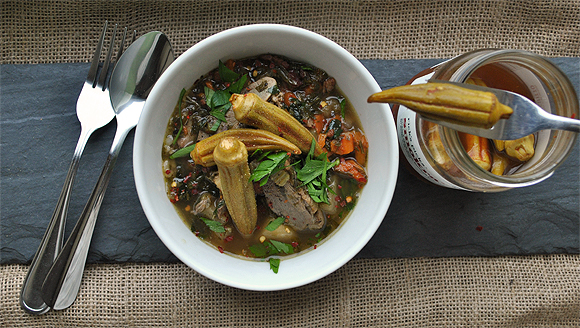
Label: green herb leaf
xmin=209 ymin=108 xmax=227 ymax=122
xmin=218 ymin=60 xmax=240 ymax=82
xmin=227 ymin=75 xmax=248 ymax=94
xmin=200 ymin=217 xmax=226 ymax=233
xmin=296 ymin=159 xmax=328 ymax=185
xmin=211 ymin=90 xmax=231 ymax=108
xmin=209 ymin=120 xmax=221 ymax=132
xmin=172 ymin=88 xmax=187 ymax=145
xmin=269 ymin=258 xmax=280 ymax=274
xmin=249 ymin=243 xmax=268 ymax=257
xmin=340 ymin=98 xmax=346 ymax=119
xmin=249 ymin=151 xmax=290 ymax=186
xmin=170 ymin=144 xmax=196 ymax=159
xmin=270 ymin=240 xmax=294 ymax=254
xmin=264 ymin=241 xmax=280 ymax=255
xmin=268 ymin=84 xmax=280 ymax=95
xmin=204 ymin=86 xmax=215 ymax=107
xmin=265 ymin=217 xmax=285 ymax=231
xmin=295 ymin=139 xmax=339 ymax=203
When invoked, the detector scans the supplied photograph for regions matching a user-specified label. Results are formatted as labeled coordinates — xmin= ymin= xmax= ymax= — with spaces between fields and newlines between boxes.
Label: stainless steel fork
xmin=20 ymin=21 xmax=127 ymax=315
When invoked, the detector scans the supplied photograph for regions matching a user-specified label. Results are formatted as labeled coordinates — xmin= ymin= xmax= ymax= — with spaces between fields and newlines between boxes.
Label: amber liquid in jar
xmin=453 ymin=63 xmax=537 ymax=175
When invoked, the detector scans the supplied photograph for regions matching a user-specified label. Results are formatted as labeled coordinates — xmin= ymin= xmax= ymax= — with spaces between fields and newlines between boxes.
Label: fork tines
xmin=88 ymin=21 xmax=128 ymax=90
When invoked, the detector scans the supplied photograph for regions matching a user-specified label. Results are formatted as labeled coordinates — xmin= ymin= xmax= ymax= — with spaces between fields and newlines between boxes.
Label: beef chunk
xmin=262 ymin=174 xmax=325 ymax=231
xmin=322 ymin=77 xmax=336 ymax=94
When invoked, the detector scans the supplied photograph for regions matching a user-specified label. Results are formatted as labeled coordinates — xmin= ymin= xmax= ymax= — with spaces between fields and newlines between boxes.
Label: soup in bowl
xmin=134 ymin=24 xmax=398 ymax=290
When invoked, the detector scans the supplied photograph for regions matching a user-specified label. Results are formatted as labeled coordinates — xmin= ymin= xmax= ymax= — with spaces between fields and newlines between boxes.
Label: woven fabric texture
xmin=2 ymin=0 xmax=579 ymax=327
xmin=1 ymin=0 xmax=579 ymax=64
xmin=2 ymin=256 xmax=580 ymax=327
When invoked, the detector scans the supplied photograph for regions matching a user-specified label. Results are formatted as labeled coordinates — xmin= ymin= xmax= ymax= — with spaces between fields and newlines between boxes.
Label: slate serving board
xmin=1 ymin=58 xmax=579 ymax=264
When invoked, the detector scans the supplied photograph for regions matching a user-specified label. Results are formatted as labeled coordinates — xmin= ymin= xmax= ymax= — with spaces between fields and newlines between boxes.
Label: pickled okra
xmin=368 ymin=82 xmax=514 ymax=128
xmin=230 ymin=93 xmax=325 ymax=156
xmin=213 ymin=137 xmax=257 ymax=235
xmin=190 ymin=128 xmax=301 ymax=167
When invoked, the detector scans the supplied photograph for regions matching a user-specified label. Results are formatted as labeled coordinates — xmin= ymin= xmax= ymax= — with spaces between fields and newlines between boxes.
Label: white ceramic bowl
xmin=133 ymin=24 xmax=398 ymax=291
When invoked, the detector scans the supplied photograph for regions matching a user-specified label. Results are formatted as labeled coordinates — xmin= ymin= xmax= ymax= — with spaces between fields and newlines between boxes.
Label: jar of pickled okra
xmin=392 ymin=49 xmax=579 ymax=192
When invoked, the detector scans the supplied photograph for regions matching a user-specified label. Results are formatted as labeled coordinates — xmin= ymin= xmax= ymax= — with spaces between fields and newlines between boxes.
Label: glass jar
xmin=393 ymin=49 xmax=578 ymax=192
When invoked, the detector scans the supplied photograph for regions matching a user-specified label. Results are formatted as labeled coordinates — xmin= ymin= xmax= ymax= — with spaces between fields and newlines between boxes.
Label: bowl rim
xmin=133 ymin=23 xmax=398 ymax=290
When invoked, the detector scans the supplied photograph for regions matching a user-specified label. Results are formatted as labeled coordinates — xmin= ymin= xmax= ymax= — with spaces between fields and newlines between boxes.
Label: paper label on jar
xmin=396 ymin=73 xmax=467 ymax=190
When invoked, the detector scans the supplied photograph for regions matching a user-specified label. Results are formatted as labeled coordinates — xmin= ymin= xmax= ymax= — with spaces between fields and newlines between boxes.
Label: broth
xmin=161 ymin=54 xmax=368 ymax=263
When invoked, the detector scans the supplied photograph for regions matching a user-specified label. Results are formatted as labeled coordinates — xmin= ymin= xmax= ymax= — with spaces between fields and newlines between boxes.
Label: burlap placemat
xmin=2 ymin=256 xmax=580 ymax=327
xmin=2 ymin=0 xmax=579 ymax=327
xmin=1 ymin=0 xmax=579 ymax=64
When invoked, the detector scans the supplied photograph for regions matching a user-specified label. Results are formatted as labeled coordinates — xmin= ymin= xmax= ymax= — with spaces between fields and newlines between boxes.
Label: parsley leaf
xmin=265 ymin=217 xmax=285 ymax=231
xmin=249 ymin=243 xmax=268 ymax=257
xmin=170 ymin=143 xmax=196 ymax=159
xmin=227 ymin=75 xmax=248 ymax=94
xmin=211 ymin=90 xmax=231 ymax=108
xmin=270 ymin=240 xmax=294 ymax=254
xmin=340 ymin=98 xmax=346 ymax=119
xmin=295 ymin=139 xmax=339 ymax=203
xmin=200 ymin=217 xmax=225 ymax=233
xmin=249 ymin=151 xmax=290 ymax=186
xmin=269 ymin=258 xmax=280 ymax=274
xmin=218 ymin=60 xmax=240 ymax=82
xmin=204 ymin=86 xmax=215 ymax=107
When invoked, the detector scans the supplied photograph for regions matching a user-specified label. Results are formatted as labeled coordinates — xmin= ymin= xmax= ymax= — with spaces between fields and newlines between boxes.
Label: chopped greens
xmin=249 ymin=238 xmax=293 ymax=274
xmin=265 ymin=217 xmax=285 ymax=231
xmin=340 ymin=98 xmax=346 ymax=118
xmin=204 ymin=65 xmax=247 ymax=133
xmin=170 ymin=144 xmax=196 ymax=159
xmin=227 ymin=75 xmax=248 ymax=94
xmin=172 ymin=88 xmax=187 ymax=145
xmin=200 ymin=217 xmax=226 ymax=233
xmin=249 ymin=151 xmax=290 ymax=186
xmin=218 ymin=60 xmax=240 ymax=82
xmin=269 ymin=258 xmax=280 ymax=273
xmin=295 ymin=140 xmax=339 ymax=203
xmin=270 ymin=240 xmax=294 ymax=254
xmin=249 ymin=243 xmax=268 ymax=257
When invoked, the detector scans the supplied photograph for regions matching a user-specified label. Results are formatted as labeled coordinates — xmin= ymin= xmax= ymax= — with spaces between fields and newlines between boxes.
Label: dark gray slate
xmin=1 ymin=58 xmax=578 ymax=264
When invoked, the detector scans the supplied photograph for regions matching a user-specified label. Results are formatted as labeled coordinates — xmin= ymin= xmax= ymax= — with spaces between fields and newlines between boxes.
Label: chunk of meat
xmin=262 ymin=175 xmax=325 ymax=231
xmin=322 ymin=77 xmax=336 ymax=94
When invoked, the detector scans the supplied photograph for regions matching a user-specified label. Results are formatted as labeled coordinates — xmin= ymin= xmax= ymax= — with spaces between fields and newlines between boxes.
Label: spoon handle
xmin=19 ymin=128 xmax=92 ymax=315
xmin=40 ymin=123 xmax=132 ymax=310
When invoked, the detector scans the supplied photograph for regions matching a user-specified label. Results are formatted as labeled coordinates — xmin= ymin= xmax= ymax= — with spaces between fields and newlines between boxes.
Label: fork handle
xmin=40 ymin=122 xmax=131 ymax=310
xmin=19 ymin=128 xmax=92 ymax=315
xmin=542 ymin=111 xmax=580 ymax=133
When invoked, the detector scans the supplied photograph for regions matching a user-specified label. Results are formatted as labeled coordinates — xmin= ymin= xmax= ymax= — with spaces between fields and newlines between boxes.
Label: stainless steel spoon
xmin=423 ymin=80 xmax=580 ymax=140
xmin=40 ymin=31 xmax=174 ymax=310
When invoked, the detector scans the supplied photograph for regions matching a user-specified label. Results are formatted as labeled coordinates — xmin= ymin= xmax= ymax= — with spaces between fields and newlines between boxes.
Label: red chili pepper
xmin=218 ymin=246 xmax=224 ymax=253
xmin=291 ymin=241 xmax=299 ymax=248
xmin=224 ymin=236 xmax=234 ymax=242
